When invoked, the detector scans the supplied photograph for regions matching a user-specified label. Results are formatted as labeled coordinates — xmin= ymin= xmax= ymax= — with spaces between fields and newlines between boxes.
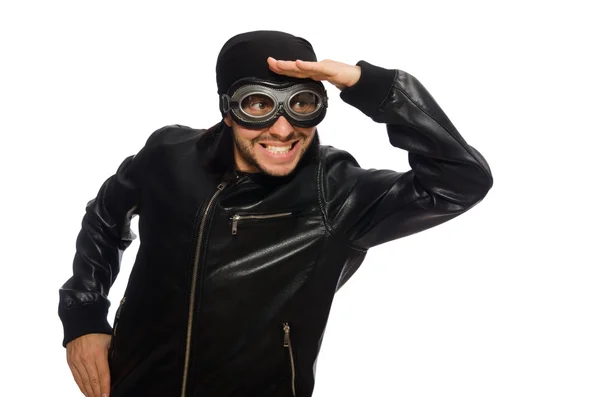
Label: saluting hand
xmin=267 ymin=57 xmax=361 ymax=91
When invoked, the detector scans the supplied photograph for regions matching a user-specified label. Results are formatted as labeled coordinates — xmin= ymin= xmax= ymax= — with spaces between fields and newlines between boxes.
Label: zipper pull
xmin=232 ymin=214 xmax=240 ymax=235
xmin=114 ymin=296 xmax=126 ymax=336
xmin=116 ymin=296 xmax=126 ymax=317
xmin=283 ymin=322 xmax=291 ymax=347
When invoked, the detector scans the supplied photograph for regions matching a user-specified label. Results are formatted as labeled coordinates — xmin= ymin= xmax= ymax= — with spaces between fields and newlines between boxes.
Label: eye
xmin=241 ymin=94 xmax=274 ymax=116
xmin=290 ymin=92 xmax=318 ymax=114
xmin=292 ymin=100 xmax=309 ymax=109
xmin=249 ymin=100 xmax=267 ymax=109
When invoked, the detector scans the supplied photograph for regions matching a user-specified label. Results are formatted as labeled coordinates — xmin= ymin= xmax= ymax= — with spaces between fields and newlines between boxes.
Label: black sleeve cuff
xmin=59 ymin=304 xmax=113 ymax=348
xmin=339 ymin=60 xmax=397 ymax=118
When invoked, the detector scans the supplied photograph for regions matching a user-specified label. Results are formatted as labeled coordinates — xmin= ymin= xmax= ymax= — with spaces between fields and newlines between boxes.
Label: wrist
xmin=340 ymin=60 xmax=396 ymax=117
xmin=341 ymin=65 xmax=362 ymax=90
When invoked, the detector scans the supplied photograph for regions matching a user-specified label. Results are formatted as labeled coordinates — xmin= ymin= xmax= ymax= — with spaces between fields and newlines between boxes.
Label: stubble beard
xmin=232 ymin=131 xmax=311 ymax=177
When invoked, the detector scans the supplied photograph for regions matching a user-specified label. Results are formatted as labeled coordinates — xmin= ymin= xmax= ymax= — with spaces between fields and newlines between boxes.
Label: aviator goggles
xmin=219 ymin=78 xmax=328 ymax=129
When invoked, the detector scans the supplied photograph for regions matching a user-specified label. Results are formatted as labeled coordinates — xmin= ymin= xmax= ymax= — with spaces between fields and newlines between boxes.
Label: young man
xmin=59 ymin=30 xmax=493 ymax=397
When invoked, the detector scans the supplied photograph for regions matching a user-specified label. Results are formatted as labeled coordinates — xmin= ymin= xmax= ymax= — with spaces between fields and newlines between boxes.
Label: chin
xmin=257 ymin=162 xmax=299 ymax=177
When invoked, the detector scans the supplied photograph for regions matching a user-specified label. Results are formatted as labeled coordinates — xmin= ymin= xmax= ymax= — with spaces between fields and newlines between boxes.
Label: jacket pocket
xmin=282 ymin=322 xmax=297 ymax=397
xmin=230 ymin=212 xmax=294 ymax=235
xmin=110 ymin=296 xmax=127 ymax=360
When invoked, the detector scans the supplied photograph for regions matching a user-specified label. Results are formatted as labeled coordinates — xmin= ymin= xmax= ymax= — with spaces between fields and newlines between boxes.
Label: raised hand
xmin=267 ymin=57 xmax=361 ymax=90
xmin=66 ymin=333 xmax=112 ymax=397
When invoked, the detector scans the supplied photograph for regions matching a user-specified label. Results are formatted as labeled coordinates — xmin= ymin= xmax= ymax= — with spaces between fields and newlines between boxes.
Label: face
xmin=224 ymin=115 xmax=317 ymax=177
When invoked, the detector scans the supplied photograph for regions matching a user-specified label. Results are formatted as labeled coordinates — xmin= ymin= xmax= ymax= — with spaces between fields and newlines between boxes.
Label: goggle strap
xmin=219 ymin=95 xmax=239 ymax=114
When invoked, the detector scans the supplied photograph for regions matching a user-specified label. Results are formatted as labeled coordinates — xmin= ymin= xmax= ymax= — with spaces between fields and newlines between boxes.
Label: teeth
xmin=265 ymin=144 xmax=292 ymax=154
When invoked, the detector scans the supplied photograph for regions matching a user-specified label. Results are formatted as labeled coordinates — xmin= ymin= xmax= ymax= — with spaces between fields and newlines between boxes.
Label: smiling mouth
xmin=259 ymin=140 xmax=299 ymax=154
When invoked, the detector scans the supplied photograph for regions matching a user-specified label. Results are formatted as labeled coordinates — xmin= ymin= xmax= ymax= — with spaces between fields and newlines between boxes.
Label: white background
xmin=1 ymin=1 xmax=598 ymax=396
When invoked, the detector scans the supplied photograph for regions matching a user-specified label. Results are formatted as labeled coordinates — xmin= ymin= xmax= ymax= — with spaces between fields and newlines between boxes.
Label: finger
xmin=278 ymin=70 xmax=311 ymax=79
xmin=295 ymin=59 xmax=327 ymax=73
xmin=267 ymin=56 xmax=279 ymax=70
xmin=295 ymin=59 xmax=334 ymax=74
xmin=267 ymin=57 xmax=291 ymax=74
xmin=87 ymin=361 xmax=103 ymax=397
xmin=96 ymin=352 xmax=111 ymax=397
xmin=77 ymin=351 xmax=103 ymax=397
xmin=269 ymin=61 xmax=318 ymax=79
xmin=271 ymin=59 xmax=310 ymax=74
xmin=68 ymin=347 xmax=94 ymax=396
xmin=73 ymin=360 xmax=96 ymax=397
xmin=68 ymin=362 xmax=87 ymax=396
xmin=269 ymin=63 xmax=303 ymax=77
xmin=269 ymin=67 xmax=311 ymax=79
xmin=275 ymin=60 xmax=301 ymax=70
xmin=268 ymin=57 xmax=331 ymax=82
xmin=67 ymin=349 xmax=87 ymax=395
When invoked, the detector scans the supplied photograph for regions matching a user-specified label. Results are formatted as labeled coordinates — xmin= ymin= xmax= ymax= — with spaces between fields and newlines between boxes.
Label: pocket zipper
xmin=283 ymin=322 xmax=296 ymax=397
xmin=113 ymin=296 xmax=126 ymax=336
xmin=111 ymin=296 xmax=126 ymax=359
xmin=231 ymin=212 xmax=293 ymax=235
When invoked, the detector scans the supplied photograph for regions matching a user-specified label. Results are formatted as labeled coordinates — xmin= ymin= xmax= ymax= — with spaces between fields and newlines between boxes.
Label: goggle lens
xmin=240 ymin=91 xmax=321 ymax=118
xmin=288 ymin=91 xmax=320 ymax=115
xmin=241 ymin=94 xmax=275 ymax=116
xmin=221 ymin=79 xmax=328 ymax=128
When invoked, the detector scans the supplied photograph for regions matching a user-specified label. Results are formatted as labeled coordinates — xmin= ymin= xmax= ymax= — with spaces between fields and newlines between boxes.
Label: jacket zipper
xmin=180 ymin=182 xmax=229 ymax=397
xmin=282 ymin=322 xmax=296 ymax=397
xmin=231 ymin=212 xmax=293 ymax=235
xmin=111 ymin=296 xmax=126 ymax=358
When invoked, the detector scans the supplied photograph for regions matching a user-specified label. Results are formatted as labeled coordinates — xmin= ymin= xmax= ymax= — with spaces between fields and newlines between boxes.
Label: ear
xmin=223 ymin=114 xmax=232 ymax=127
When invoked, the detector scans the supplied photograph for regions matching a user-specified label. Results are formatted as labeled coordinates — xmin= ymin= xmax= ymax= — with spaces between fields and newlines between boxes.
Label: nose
xmin=268 ymin=116 xmax=294 ymax=139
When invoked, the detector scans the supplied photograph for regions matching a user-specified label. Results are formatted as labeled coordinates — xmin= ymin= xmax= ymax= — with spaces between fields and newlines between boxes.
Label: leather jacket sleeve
xmin=325 ymin=61 xmax=493 ymax=250
xmin=57 ymin=127 xmax=163 ymax=347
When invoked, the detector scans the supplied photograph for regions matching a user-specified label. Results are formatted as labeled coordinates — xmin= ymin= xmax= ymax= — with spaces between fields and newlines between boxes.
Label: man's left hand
xmin=267 ymin=57 xmax=361 ymax=91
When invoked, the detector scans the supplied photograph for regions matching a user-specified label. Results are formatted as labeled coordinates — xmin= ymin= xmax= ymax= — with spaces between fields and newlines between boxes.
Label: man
xmin=58 ymin=30 xmax=493 ymax=397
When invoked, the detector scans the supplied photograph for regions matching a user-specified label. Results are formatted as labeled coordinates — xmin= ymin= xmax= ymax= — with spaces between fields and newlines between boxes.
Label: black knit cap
xmin=216 ymin=30 xmax=320 ymax=95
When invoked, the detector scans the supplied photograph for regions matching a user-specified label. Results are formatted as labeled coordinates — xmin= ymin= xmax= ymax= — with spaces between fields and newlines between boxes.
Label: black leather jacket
xmin=58 ymin=61 xmax=493 ymax=397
